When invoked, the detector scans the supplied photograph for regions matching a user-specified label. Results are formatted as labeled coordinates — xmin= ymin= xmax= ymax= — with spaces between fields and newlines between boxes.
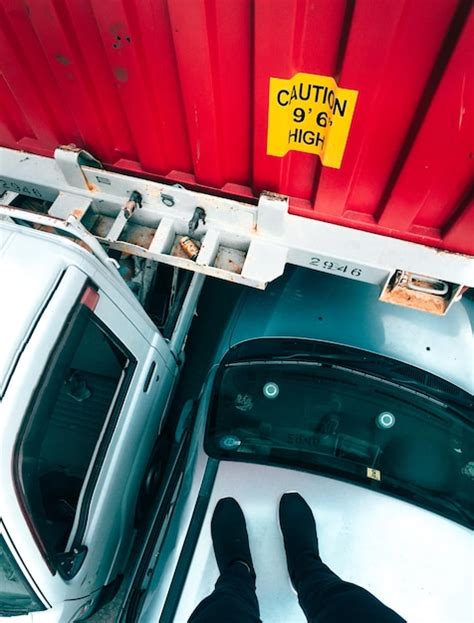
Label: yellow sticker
xmin=267 ymin=72 xmax=358 ymax=168
xmin=367 ymin=468 xmax=381 ymax=481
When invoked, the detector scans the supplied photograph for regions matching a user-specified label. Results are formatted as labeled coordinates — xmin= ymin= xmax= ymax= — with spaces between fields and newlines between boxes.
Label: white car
xmin=0 ymin=218 xmax=201 ymax=621
xmin=122 ymin=268 xmax=473 ymax=623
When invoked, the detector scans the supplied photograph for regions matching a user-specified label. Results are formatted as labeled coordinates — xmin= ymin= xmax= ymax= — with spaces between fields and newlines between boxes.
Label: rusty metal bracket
xmin=124 ymin=190 xmax=143 ymax=220
xmin=379 ymin=270 xmax=462 ymax=315
xmin=188 ymin=207 xmax=206 ymax=235
xmin=54 ymin=145 xmax=103 ymax=190
xmin=107 ymin=190 xmax=143 ymax=242
xmin=0 ymin=146 xmax=472 ymax=311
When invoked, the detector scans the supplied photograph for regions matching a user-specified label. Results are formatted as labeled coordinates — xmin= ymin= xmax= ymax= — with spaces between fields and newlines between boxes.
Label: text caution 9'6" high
xmin=267 ymin=72 xmax=358 ymax=168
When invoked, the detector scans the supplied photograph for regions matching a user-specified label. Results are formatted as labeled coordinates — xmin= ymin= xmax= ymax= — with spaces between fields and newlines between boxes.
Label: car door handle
xmin=143 ymin=361 xmax=158 ymax=393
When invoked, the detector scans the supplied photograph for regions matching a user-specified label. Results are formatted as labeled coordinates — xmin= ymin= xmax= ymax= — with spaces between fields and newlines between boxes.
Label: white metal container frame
xmin=0 ymin=146 xmax=472 ymax=313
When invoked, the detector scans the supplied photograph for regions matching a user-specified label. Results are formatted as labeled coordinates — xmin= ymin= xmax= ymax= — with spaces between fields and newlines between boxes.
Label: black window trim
xmin=12 ymin=282 xmax=137 ymax=576
xmin=219 ymin=338 xmax=473 ymax=420
xmin=0 ymin=527 xmax=48 ymax=614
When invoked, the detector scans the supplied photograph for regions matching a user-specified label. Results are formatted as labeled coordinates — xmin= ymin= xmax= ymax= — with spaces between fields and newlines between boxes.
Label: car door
xmin=12 ymin=266 xmax=175 ymax=605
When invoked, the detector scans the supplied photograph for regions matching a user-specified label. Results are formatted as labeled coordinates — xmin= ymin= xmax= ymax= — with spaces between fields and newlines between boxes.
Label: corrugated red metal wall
xmin=0 ymin=0 xmax=472 ymax=254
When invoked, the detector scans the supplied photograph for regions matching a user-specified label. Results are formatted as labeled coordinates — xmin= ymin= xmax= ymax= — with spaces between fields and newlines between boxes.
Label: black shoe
xmin=211 ymin=497 xmax=255 ymax=580
xmin=279 ymin=493 xmax=319 ymax=581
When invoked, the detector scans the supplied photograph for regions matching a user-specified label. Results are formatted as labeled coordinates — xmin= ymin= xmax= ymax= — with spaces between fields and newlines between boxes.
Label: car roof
xmin=0 ymin=225 xmax=67 ymax=397
xmin=224 ymin=267 xmax=474 ymax=393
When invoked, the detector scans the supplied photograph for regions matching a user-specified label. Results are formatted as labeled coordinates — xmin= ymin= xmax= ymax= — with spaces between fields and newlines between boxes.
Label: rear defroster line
xmin=159 ymin=458 xmax=219 ymax=623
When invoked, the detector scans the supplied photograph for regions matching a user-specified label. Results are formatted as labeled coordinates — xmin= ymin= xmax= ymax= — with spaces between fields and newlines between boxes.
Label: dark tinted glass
xmin=16 ymin=305 xmax=129 ymax=561
xmin=0 ymin=536 xmax=44 ymax=615
xmin=206 ymin=360 xmax=474 ymax=528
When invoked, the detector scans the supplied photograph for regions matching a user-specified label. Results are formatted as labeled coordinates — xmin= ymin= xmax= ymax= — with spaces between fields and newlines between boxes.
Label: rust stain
xmin=60 ymin=143 xmax=80 ymax=152
xmin=179 ymin=236 xmax=200 ymax=260
xmin=261 ymin=190 xmax=287 ymax=202
xmin=225 ymin=258 xmax=243 ymax=274
xmin=91 ymin=215 xmax=114 ymax=238
xmin=34 ymin=225 xmax=56 ymax=235
xmin=380 ymin=285 xmax=447 ymax=315
xmin=214 ymin=246 xmax=245 ymax=274
xmin=120 ymin=224 xmax=155 ymax=249
xmin=171 ymin=235 xmax=200 ymax=259
xmin=72 ymin=208 xmax=85 ymax=219
xmin=435 ymin=247 xmax=472 ymax=260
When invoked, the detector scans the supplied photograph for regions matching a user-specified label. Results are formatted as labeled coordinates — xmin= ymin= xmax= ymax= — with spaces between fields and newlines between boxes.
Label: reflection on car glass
xmin=234 ymin=393 xmax=253 ymax=412
xmin=263 ymin=382 xmax=279 ymax=399
xmin=461 ymin=462 xmax=474 ymax=479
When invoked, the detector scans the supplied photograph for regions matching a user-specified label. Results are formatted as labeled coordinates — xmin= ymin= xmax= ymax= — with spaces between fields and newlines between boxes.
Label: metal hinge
xmin=56 ymin=545 xmax=88 ymax=579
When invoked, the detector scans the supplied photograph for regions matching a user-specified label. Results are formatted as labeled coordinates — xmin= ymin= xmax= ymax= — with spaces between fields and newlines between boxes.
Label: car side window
xmin=14 ymin=292 xmax=135 ymax=567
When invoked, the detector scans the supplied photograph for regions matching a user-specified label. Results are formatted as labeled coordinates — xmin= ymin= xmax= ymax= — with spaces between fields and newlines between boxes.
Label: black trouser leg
xmin=294 ymin=554 xmax=406 ymax=623
xmin=188 ymin=561 xmax=261 ymax=623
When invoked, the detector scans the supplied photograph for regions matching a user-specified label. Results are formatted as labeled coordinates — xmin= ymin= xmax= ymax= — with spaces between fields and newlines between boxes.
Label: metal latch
xmin=396 ymin=272 xmax=449 ymax=296
xmin=380 ymin=270 xmax=461 ymax=315
xmin=123 ymin=190 xmax=142 ymax=220
xmin=56 ymin=545 xmax=88 ymax=579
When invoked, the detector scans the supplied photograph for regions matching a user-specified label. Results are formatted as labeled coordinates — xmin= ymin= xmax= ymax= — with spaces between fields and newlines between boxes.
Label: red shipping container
xmin=0 ymin=0 xmax=472 ymax=254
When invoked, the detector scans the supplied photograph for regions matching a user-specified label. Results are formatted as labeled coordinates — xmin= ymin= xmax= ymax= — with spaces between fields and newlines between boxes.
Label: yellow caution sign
xmin=267 ymin=72 xmax=358 ymax=168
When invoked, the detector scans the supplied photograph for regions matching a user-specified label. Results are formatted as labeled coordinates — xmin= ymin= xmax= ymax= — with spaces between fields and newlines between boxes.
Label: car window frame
xmin=12 ymin=284 xmax=137 ymax=575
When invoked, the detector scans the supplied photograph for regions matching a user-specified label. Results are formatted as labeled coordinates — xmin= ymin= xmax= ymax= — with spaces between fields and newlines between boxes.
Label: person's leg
xmin=292 ymin=554 xmax=404 ymax=623
xmin=188 ymin=497 xmax=261 ymax=623
xmin=279 ymin=493 xmax=406 ymax=623
xmin=188 ymin=560 xmax=260 ymax=623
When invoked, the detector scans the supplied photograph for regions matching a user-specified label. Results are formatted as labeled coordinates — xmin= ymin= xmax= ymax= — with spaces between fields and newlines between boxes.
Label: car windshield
xmin=205 ymin=360 xmax=474 ymax=528
xmin=0 ymin=535 xmax=44 ymax=616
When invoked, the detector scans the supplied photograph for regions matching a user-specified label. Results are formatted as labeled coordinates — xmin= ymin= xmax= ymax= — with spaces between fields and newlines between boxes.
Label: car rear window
xmin=206 ymin=359 xmax=474 ymax=528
